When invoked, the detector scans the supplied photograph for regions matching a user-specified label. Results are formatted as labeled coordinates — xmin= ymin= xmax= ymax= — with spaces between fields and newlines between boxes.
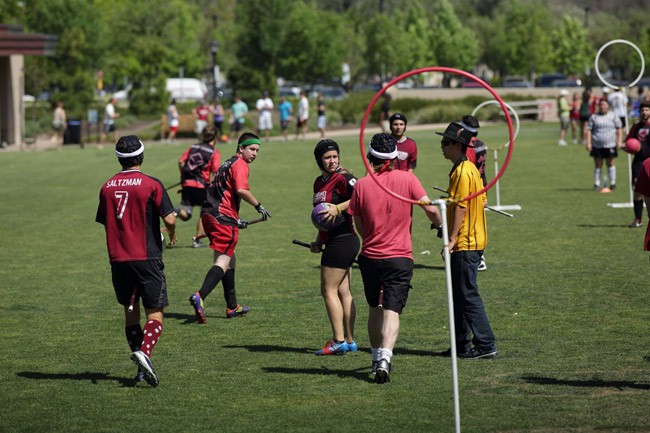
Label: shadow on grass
xmin=222 ymin=344 xmax=445 ymax=358
xmin=164 ymin=311 xmax=204 ymax=324
xmin=414 ymin=263 xmax=445 ymax=270
xmin=263 ymin=366 xmax=372 ymax=382
xmin=577 ymin=224 xmax=631 ymax=228
xmin=16 ymin=371 xmax=137 ymax=387
xmin=523 ymin=376 xmax=650 ymax=390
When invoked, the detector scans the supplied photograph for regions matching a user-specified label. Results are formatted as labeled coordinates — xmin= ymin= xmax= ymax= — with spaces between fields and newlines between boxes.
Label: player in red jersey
xmin=310 ymin=139 xmax=360 ymax=355
xmin=348 ymin=133 xmax=441 ymax=383
xmin=626 ymin=102 xmax=650 ymax=227
xmin=96 ymin=135 xmax=177 ymax=387
xmin=177 ymin=125 xmax=221 ymax=248
xmin=188 ymin=132 xmax=271 ymax=322
xmin=389 ymin=113 xmax=418 ymax=172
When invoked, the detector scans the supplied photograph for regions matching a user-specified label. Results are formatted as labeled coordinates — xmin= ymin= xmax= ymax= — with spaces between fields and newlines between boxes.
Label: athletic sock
xmin=222 ymin=268 xmax=238 ymax=310
xmin=594 ymin=168 xmax=601 ymax=187
xmin=371 ymin=347 xmax=380 ymax=362
xmin=125 ymin=324 xmax=143 ymax=352
xmin=634 ymin=199 xmax=644 ymax=220
xmin=379 ymin=348 xmax=393 ymax=363
xmin=141 ymin=319 xmax=163 ymax=357
xmin=608 ymin=166 xmax=616 ymax=186
xmin=198 ymin=266 xmax=225 ymax=300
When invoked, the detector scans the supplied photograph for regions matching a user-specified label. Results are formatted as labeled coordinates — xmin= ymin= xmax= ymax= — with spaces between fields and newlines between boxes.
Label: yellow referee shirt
xmin=447 ymin=159 xmax=487 ymax=251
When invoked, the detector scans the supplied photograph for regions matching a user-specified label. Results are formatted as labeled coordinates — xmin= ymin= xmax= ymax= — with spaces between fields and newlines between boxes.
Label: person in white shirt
xmin=255 ymin=90 xmax=274 ymax=141
xmin=608 ymin=87 xmax=629 ymax=131
xmin=295 ymin=90 xmax=309 ymax=140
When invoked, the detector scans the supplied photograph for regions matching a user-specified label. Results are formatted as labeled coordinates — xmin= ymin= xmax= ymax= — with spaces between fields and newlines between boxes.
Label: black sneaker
xmin=441 ymin=348 xmax=471 ymax=357
xmin=375 ymin=359 xmax=391 ymax=384
xmin=459 ymin=348 xmax=498 ymax=360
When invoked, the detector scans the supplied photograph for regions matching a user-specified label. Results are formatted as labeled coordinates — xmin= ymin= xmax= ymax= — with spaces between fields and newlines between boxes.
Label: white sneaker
xmin=130 ymin=351 xmax=158 ymax=387
xmin=478 ymin=257 xmax=487 ymax=272
xmin=557 ymin=139 xmax=567 ymax=146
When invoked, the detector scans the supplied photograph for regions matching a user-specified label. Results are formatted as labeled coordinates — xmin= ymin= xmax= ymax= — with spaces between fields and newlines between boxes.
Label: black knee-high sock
xmin=634 ymin=200 xmax=644 ymax=220
xmin=199 ymin=266 xmax=225 ymax=300
xmin=222 ymin=269 xmax=237 ymax=310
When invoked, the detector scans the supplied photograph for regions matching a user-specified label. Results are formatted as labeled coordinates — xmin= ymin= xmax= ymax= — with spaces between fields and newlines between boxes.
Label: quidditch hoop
xmin=359 ymin=67 xmax=515 ymax=204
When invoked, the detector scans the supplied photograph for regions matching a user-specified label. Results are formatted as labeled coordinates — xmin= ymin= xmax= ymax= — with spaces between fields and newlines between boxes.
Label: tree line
xmin=2 ymin=0 xmax=649 ymax=116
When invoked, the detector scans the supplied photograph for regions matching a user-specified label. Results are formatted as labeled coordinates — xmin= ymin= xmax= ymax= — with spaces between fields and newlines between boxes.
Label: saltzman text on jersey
xmin=105 ymin=178 xmax=142 ymax=188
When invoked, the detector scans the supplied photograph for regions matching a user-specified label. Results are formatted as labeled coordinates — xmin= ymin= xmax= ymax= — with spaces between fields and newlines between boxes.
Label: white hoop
xmin=471 ymin=100 xmax=520 ymax=148
xmin=595 ymin=39 xmax=645 ymax=89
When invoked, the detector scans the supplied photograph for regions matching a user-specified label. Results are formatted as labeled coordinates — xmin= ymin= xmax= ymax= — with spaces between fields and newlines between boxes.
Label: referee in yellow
xmin=437 ymin=121 xmax=497 ymax=360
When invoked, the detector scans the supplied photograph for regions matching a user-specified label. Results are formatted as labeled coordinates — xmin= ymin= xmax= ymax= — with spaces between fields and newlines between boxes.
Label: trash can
xmin=64 ymin=119 xmax=82 ymax=145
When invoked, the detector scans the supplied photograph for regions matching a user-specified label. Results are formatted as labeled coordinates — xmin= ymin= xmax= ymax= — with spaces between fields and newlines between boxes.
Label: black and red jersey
xmin=96 ymin=170 xmax=175 ymax=262
xmin=179 ymin=143 xmax=221 ymax=189
xmin=313 ymin=168 xmax=356 ymax=242
xmin=628 ymin=121 xmax=650 ymax=165
xmin=466 ymin=137 xmax=488 ymax=186
xmin=202 ymin=155 xmax=250 ymax=225
xmin=394 ymin=137 xmax=418 ymax=171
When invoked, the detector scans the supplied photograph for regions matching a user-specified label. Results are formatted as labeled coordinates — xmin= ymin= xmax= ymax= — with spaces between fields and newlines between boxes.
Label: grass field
xmin=1 ymin=122 xmax=649 ymax=433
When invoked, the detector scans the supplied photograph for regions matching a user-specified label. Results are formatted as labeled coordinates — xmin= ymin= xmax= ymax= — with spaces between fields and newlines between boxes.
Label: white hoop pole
xmin=595 ymin=39 xmax=645 ymax=208
xmin=435 ymin=199 xmax=461 ymax=433
xmin=471 ymin=100 xmax=521 ymax=210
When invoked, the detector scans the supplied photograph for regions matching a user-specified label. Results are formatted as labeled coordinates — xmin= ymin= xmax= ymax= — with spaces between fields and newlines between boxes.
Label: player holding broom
xmin=96 ymin=135 xmax=177 ymax=387
xmin=189 ymin=132 xmax=271 ymax=323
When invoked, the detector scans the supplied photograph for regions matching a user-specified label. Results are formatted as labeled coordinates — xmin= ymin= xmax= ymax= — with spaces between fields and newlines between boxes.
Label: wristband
xmin=335 ymin=204 xmax=341 ymax=215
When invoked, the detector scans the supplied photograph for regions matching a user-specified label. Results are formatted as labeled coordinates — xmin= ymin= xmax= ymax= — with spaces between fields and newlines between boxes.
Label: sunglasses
xmin=441 ymin=140 xmax=455 ymax=147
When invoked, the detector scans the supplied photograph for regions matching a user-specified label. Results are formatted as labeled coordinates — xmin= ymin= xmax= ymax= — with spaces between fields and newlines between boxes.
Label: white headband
xmin=115 ymin=140 xmax=144 ymax=158
xmin=459 ymin=121 xmax=478 ymax=134
xmin=369 ymin=144 xmax=398 ymax=160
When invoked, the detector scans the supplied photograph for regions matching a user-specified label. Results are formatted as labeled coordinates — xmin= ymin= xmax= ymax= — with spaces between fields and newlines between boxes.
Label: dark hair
xmin=367 ymin=133 xmax=397 ymax=166
xmin=314 ymin=139 xmax=340 ymax=170
xmin=640 ymin=101 xmax=650 ymax=111
xmin=201 ymin=125 xmax=217 ymax=144
xmin=116 ymin=135 xmax=144 ymax=168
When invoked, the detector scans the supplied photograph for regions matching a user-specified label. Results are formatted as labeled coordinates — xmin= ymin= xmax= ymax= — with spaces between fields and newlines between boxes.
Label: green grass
xmin=1 ymin=122 xmax=649 ymax=433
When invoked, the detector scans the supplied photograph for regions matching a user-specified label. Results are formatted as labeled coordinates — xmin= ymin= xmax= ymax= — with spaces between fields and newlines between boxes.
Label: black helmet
xmin=314 ymin=139 xmax=340 ymax=170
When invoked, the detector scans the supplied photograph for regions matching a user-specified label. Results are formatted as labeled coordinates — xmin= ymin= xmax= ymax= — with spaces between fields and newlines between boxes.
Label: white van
xmin=166 ymin=78 xmax=208 ymax=101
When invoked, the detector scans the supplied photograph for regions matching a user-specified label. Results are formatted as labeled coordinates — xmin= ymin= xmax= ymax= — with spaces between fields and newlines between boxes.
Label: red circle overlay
xmin=359 ymin=66 xmax=514 ymax=204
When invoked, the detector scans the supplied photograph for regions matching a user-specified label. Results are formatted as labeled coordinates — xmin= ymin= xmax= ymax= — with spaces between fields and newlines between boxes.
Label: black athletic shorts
xmin=111 ymin=260 xmax=169 ymax=309
xmin=358 ymin=255 xmax=413 ymax=314
xmin=321 ymin=233 xmax=360 ymax=269
xmin=590 ymin=147 xmax=617 ymax=159
xmin=181 ymin=186 xmax=207 ymax=208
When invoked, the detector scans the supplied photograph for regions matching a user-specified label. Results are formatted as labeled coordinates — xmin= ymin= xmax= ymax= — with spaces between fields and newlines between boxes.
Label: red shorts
xmin=169 ymin=126 xmax=178 ymax=133
xmin=201 ymin=213 xmax=238 ymax=256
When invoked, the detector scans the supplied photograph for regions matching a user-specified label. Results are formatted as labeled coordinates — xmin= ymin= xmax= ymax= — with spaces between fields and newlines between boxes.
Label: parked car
xmin=503 ymin=76 xmax=533 ymax=88
xmin=536 ymin=73 xmax=567 ymax=87
xmin=550 ymin=78 xmax=582 ymax=88
xmin=310 ymin=85 xmax=346 ymax=100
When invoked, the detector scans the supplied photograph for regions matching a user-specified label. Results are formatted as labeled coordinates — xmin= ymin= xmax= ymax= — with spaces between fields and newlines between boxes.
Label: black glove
xmin=431 ymin=223 xmax=443 ymax=239
xmin=237 ymin=218 xmax=249 ymax=229
xmin=255 ymin=203 xmax=271 ymax=219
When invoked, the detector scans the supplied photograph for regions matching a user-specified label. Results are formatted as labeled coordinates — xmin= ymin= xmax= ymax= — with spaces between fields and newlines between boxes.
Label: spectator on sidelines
xmin=295 ymin=90 xmax=309 ymax=140
xmin=51 ymin=101 xmax=67 ymax=150
xmin=608 ymin=87 xmax=629 ymax=131
xmin=100 ymin=97 xmax=120 ymax=149
xmin=96 ymin=135 xmax=177 ymax=387
xmin=188 ymin=133 xmax=271 ymax=323
xmin=348 ymin=133 xmax=441 ymax=384
xmin=166 ymin=99 xmax=179 ymax=143
xmin=557 ymin=89 xmax=571 ymax=146
xmin=278 ymin=96 xmax=293 ymax=141
xmin=586 ymin=98 xmax=623 ymax=192
xmin=437 ymin=121 xmax=497 ymax=360
xmin=229 ymin=95 xmax=248 ymax=141
xmin=211 ymin=97 xmax=226 ymax=139
xmin=379 ymin=94 xmax=391 ymax=132
xmin=177 ymin=125 xmax=221 ymax=248
xmin=570 ymin=92 xmax=581 ymax=144
xmin=315 ymin=93 xmax=327 ymax=138
xmin=256 ymin=90 xmax=274 ymax=141
xmin=389 ymin=112 xmax=417 ymax=172
xmin=310 ymin=139 xmax=360 ymax=356
xmin=625 ymin=101 xmax=650 ymax=227
xmin=193 ymin=100 xmax=211 ymax=137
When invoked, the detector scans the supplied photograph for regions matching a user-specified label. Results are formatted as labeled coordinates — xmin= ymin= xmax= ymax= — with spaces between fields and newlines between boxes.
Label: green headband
xmin=238 ymin=138 xmax=261 ymax=147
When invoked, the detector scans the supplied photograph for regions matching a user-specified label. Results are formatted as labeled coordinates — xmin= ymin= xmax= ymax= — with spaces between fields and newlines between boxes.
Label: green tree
xmin=550 ymin=15 xmax=592 ymax=76
xmin=278 ymin=3 xmax=347 ymax=86
xmin=429 ymin=0 xmax=479 ymax=70
xmin=486 ymin=0 xmax=553 ymax=76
